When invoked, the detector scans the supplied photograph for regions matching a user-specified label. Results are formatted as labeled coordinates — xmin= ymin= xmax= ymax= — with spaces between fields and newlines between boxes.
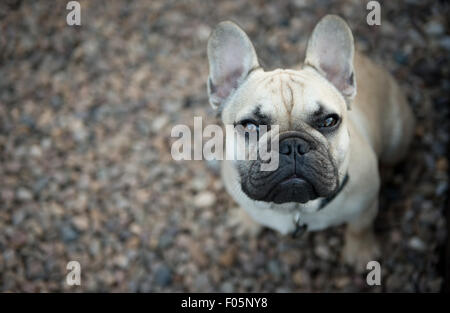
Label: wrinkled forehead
xmin=231 ymin=67 xmax=346 ymax=123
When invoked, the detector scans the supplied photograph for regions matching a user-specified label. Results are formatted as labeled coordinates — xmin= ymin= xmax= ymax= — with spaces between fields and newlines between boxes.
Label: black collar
xmin=318 ymin=173 xmax=349 ymax=211
xmin=292 ymin=174 xmax=349 ymax=238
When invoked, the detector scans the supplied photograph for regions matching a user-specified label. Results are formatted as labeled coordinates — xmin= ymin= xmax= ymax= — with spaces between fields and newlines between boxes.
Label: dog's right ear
xmin=207 ymin=21 xmax=259 ymax=111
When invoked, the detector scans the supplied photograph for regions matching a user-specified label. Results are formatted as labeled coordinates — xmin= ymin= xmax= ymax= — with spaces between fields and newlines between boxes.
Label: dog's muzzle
xmin=240 ymin=131 xmax=339 ymax=204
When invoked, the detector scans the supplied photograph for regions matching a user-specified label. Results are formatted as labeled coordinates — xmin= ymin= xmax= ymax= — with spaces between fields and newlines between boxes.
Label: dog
xmin=206 ymin=15 xmax=415 ymax=269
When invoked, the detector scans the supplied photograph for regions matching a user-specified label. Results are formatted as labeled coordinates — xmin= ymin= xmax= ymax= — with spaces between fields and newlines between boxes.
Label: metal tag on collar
xmin=292 ymin=212 xmax=308 ymax=238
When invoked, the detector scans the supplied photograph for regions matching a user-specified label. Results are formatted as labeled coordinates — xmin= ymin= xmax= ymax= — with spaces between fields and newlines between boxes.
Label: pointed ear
xmin=305 ymin=15 xmax=356 ymax=102
xmin=207 ymin=21 xmax=259 ymax=110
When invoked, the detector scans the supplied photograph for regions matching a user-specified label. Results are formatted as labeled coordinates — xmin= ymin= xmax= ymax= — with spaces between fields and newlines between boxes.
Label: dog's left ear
xmin=207 ymin=21 xmax=259 ymax=111
xmin=305 ymin=15 xmax=356 ymax=103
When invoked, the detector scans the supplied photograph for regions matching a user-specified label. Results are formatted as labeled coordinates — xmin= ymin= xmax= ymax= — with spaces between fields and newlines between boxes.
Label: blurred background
xmin=0 ymin=0 xmax=448 ymax=292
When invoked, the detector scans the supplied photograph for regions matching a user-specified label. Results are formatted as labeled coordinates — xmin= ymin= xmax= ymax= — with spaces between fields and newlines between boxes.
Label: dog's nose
xmin=279 ymin=137 xmax=310 ymax=156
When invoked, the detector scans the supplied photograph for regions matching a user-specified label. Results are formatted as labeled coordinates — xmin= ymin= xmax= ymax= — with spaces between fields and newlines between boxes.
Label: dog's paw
xmin=226 ymin=208 xmax=262 ymax=237
xmin=342 ymin=230 xmax=380 ymax=272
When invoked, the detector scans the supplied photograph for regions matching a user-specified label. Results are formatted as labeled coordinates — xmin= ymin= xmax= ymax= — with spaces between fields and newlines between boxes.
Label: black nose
xmin=279 ymin=137 xmax=310 ymax=156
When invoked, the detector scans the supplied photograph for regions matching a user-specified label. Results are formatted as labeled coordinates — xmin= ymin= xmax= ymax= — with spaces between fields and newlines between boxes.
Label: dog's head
xmin=207 ymin=15 xmax=355 ymax=204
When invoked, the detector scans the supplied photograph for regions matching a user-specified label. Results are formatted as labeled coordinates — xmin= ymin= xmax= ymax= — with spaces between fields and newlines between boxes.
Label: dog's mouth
xmin=282 ymin=173 xmax=305 ymax=183
xmin=264 ymin=174 xmax=318 ymax=204
xmin=241 ymin=165 xmax=335 ymax=204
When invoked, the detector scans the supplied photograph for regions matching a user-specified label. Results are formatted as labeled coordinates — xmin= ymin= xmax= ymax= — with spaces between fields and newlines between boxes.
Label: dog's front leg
xmin=342 ymin=199 xmax=380 ymax=272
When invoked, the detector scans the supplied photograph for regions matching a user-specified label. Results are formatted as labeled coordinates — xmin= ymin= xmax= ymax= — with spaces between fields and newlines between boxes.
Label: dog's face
xmin=207 ymin=15 xmax=356 ymax=205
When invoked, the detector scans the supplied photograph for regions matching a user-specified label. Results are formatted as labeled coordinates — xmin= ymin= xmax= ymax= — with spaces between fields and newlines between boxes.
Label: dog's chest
xmin=243 ymin=195 xmax=357 ymax=235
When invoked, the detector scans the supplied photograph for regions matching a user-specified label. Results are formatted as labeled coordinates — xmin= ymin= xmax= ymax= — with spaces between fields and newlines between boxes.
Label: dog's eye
xmin=317 ymin=114 xmax=340 ymax=129
xmin=241 ymin=121 xmax=259 ymax=132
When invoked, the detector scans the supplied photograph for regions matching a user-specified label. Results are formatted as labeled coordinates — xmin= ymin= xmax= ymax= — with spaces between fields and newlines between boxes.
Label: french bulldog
xmin=206 ymin=15 xmax=415 ymax=269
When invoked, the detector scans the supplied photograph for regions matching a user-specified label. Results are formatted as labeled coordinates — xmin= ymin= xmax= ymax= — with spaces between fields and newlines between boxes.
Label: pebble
xmin=194 ymin=273 xmax=211 ymax=291
xmin=60 ymin=225 xmax=79 ymax=243
xmin=151 ymin=115 xmax=169 ymax=133
xmin=194 ymin=191 xmax=216 ymax=208
xmin=114 ymin=255 xmax=129 ymax=268
xmin=267 ymin=260 xmax=281 ymax=279
xmin=196 ymin=24 xmax=211 ymax=41
xmin=424 ymin=20 xmax=444 ymax=36
xmin=29 ymin=145 xmax=42 ymax=157
xmin=72 ymin=216 xmax=89 ymax=231
xmin=191 ymin=176 xmax=208 ymax=191
xmin=220 ymin=281 xmax=234 ymax=293
xmin=158 ymin=233 xmax=174 ymax=249
xmin=16 ymin=188 xmax=33 ymax=201
xmin=439 ymin=36 xmax=450 ymax=50
xmin=154 ymin=265 xmax=172 ymax=287
xmin=408 ymin=237 xmax=426 ymax=252
xmin=292 ymin=270 xmax=304 ymax=286
xmin=12 ymin=210 xmax=26 ymax=226
xmin=335 ymin=277 xmax=350 ymax=289
xmin=219 ymin=246 xmax=237 ymax=267
xmin=314 ymin=245 xmax=331 ymax=260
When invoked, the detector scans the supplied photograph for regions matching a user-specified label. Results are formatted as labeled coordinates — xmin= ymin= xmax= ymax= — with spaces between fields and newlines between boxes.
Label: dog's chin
xmin=265 ymin=178 xmax=318 ymax=204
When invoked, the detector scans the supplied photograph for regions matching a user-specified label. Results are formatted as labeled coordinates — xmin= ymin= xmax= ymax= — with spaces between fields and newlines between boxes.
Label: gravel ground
xmin=0 ymin=0 xmax=448 ymax=292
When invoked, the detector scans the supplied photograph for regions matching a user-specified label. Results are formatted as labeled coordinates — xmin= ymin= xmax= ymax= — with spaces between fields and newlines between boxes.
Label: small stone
xmin=314 ymin=245 xmax=331 ymax=260
xmin=114 ymin=254 xmax=128 ymax=268
xmin=394 ymin=51 xmax=408 ymax=65
xmin=335 ymin=277 xmax=350 ymax=288
xmin=155 ymin=265 xmax=172 ymax=287
xmin=70 ymin=119 xmax=88 ymax=142
xmin=439 ymin=36 xmax=450 ymax=50
xmin=72 ymin=216 xmax=89 ymax=231
xmin=391 ymin=230 xmax=402 ymax=243
xmin=135 ymin=189 xmax=151 ymax=204
xmin=89 ymin=239 xmax=101 ymax=255
xmin=196 ymin=24 xmax=211 ymax=41
xmin=189 ymin=242 xmax=209 ymax=267
xmin=219 ymin=246 xmax=237 ymax=267
xmin=29 ymin=145 xmax=42 ymax=157
xmin=33 ymin=177 xmax=49 ymax=193
xmin=26 ymin=260 xmax=44 ymax=280
xmin=293 ymin=0 xmax=307 ymax=8
xmin=267 ymin=260 xmax=281 ymax=279
xmin=191 ymin=176 xmax=208 ymax=191
xmin=292 ymin=270 xmax=303 ymax=286
xmin=194 ymin=191 xmax=216 ymax=208
xmin=60 ymin=225 xmax=79 ymax=243
xmin=436 ymin=181 xmax=447 ymax=197
xmin=424 ymin=20 xmax=444 ymax=36
xmin=158 ymin=233 xmax=174 ymax=249
xmin=151 ymin=115 xmax=169 ymax=132
xmin=3 ymin=250 xmax=16 ymax=268
xmin=11 ymin=231 xmax=27 ymax=248
xmin=12 ymin=210 xmax=26 ymax=225
xmin=220 ymin=281 xmax=234 ymax=293
xmin=16 ymin=187 xmax=33 ymax=201
xmin=428 ymin=278 xmax=443 ymax=292
xmin=1 ymin=189 xmax=14 ymax=203
xmin=206 ymin=159 xmax=221 ymax=174
xmin=194 ymin=273 xmax=211 ymax=291
xmin=130 ymin=223 xmax=142 ymax=235
xmin=436 ymin=157 xmax=448 ymax=172
xmin=386 ymin=274 xmax=404 ymax=290
xmin=408 ymin=237 xmax=426 ymax=251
